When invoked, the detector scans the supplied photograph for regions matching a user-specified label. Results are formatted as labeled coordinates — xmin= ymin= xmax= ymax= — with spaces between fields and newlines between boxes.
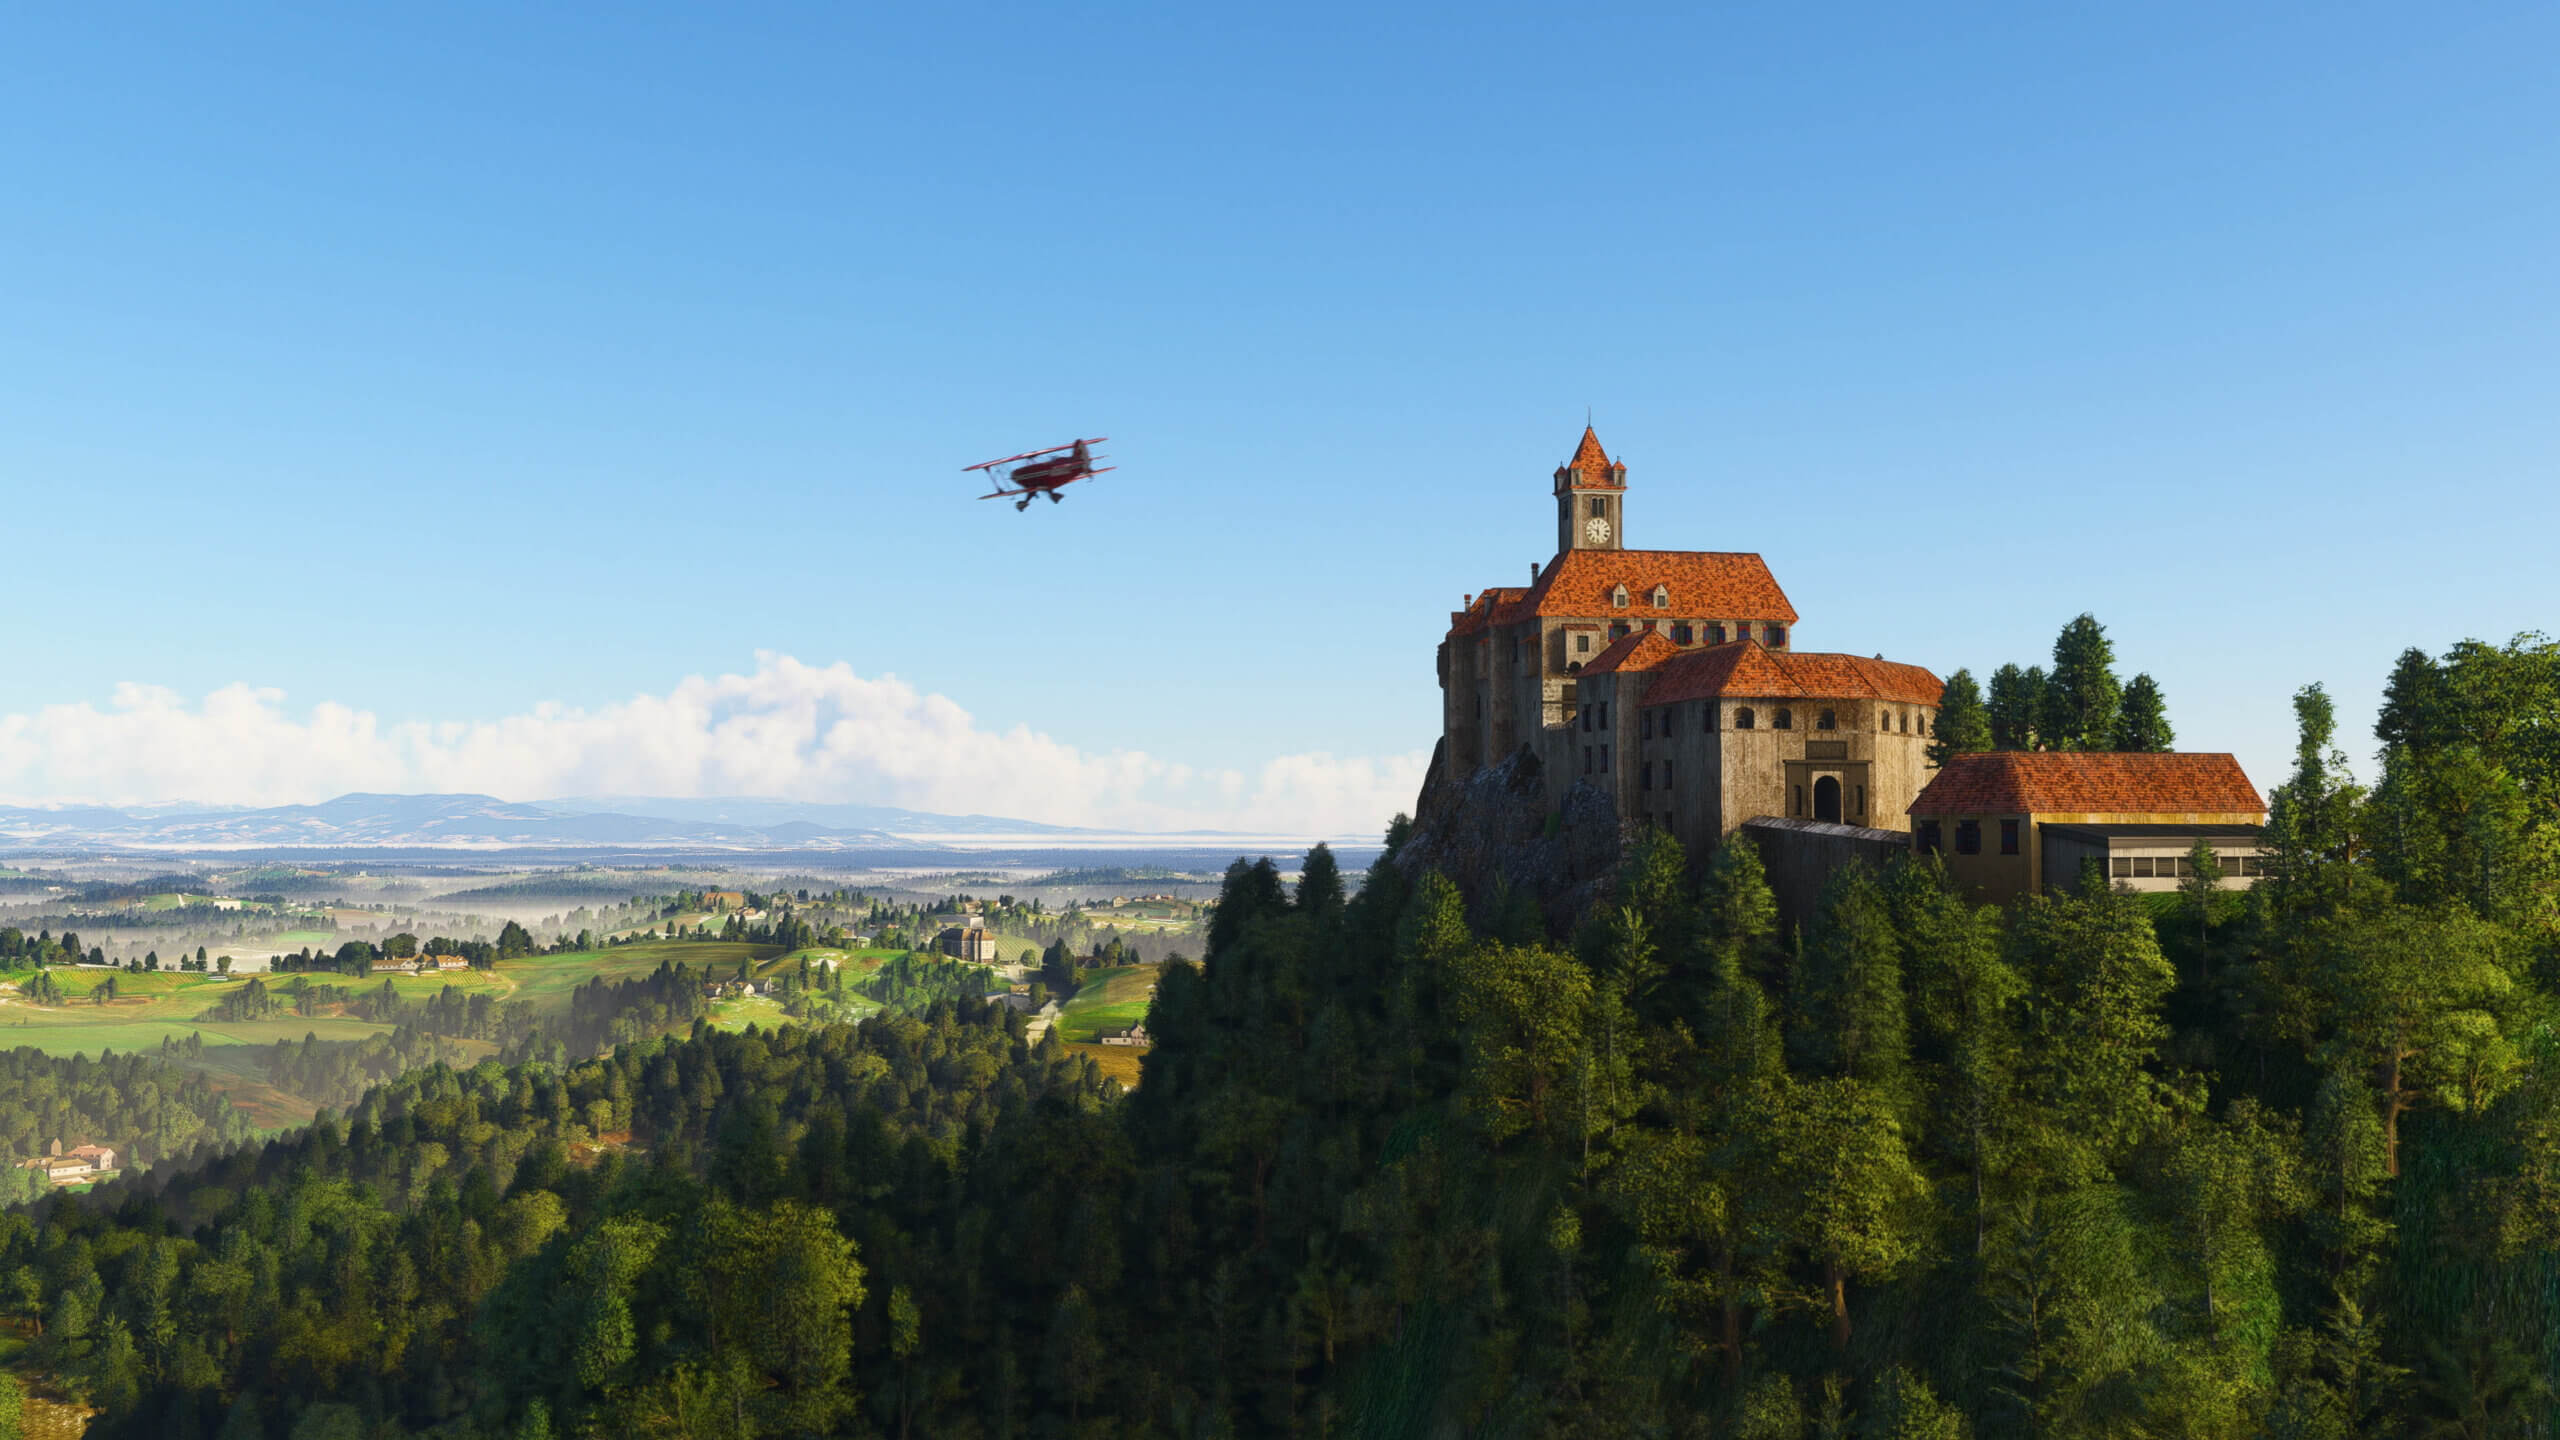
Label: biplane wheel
xmin=1015 ymin=497 xmax=1030 ymax=511
xmin=1047 ymin=490 xmax=1062 ymax=504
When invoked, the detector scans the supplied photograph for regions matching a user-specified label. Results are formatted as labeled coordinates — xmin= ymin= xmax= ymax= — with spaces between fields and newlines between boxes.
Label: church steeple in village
xmin=1553 ymin=425 xmax=1627 ymax=555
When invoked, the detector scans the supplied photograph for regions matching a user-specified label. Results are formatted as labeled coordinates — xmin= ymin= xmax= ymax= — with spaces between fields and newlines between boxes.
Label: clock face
xmin=1584 ymin=515 xmax=1611 ymax=544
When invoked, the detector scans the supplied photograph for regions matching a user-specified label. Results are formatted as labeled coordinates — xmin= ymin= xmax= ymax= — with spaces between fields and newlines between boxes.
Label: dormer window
xmin=1650 ymin=586 xmax=1669 ymax=608
xmin=1611 ymin=585 xmax=1629 ymax=609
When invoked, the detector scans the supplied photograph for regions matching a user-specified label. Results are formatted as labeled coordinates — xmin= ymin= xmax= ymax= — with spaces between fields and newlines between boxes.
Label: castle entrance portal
xmin=1813 ymin=775 xmax=1843 ymax=823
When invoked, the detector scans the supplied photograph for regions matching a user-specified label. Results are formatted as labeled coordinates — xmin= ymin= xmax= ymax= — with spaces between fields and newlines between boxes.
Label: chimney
xmin=1529 ymin=562 xmax=1539 ymax=583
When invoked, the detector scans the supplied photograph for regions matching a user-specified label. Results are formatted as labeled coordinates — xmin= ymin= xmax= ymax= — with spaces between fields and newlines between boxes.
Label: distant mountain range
xmin=0 ymin=793 xmax=1095 ymax=852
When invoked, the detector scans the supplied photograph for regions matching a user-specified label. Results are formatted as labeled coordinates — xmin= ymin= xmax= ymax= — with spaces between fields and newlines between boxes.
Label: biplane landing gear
xmin=1016 ymin=497 xmax=1031 ymax=511
xmin=1047 ymin=490 xmax=1062 ymax=503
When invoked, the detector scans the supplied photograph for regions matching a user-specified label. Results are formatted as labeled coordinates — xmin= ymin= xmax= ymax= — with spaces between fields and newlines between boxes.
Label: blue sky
xmin=4 ymin=3 xmax=2554 ymax=827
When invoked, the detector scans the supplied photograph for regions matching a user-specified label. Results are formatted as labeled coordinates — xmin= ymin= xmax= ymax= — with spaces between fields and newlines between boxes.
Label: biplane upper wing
xmin=963 ymin=437 xmax=1108 ymax=473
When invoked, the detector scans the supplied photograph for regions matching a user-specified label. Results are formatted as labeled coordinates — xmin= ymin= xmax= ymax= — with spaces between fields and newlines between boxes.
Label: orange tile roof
xmin=1446 ymin=587 xmax=1525 ymax=639
xmin=1638 ymin=640 xmax=1942 ymax=707
xmin=1565 ymin=426 xmax=1622 ymax=489
xmin=1908 ymin=752 xmax=2266 ymax=817
xmin=1520 ymin=549 xmax=1796 ymax=623
xmin=1581 ymin=628 xmax=1680 ymax=676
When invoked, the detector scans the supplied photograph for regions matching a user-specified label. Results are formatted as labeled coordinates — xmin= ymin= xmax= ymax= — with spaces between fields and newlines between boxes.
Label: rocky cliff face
xmin=1392 ymin=739 xmax=1625 ymax=936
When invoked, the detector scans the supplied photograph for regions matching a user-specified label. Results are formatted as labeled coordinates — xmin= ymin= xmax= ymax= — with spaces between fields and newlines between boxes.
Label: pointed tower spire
xmin=1553 ymin=423 xmax=1627 ymax=554
xmin=1569 ymin=425 xmax=1611 ymax=479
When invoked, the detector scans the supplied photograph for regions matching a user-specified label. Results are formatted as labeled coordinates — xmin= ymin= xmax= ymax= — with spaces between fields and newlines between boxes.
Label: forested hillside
xmin=0 ymin=1048 xmax=257 ymax=1201
xmin=15 ymin=636 xmax=2560 ymax=1437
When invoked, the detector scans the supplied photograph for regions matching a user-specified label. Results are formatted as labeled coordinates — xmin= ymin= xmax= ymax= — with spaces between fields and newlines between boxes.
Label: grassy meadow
xmin=1054 ymin=965 xmax=1160 ymax=1043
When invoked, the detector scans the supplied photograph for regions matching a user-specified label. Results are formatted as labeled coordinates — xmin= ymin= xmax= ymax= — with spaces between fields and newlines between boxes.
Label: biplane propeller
xmin=965 ymin=437 xmax=1113 ymax=510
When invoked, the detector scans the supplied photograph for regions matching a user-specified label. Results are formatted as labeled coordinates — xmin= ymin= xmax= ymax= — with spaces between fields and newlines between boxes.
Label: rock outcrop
xmin=1392 ymin=739 xmax=1625 ymax=935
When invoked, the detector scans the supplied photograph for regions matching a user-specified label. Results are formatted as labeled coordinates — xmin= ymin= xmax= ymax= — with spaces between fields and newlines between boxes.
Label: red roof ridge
xmin=1909 ymin=751 xmax=2266 ymax=817
xmin=1526 ymin=549 xmax=1798 ymax=623
xmin=1582 ymin=628 xmax=1680 ymax=675
xmin=1636 ymin=641 xmax=1944 ymax=707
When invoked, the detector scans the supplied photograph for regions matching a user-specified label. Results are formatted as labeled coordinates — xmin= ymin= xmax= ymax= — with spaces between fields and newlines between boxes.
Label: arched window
xmin=1650 ymin=586 xmax=1669 ymax=608
xmin=1881 ymin=712 xmax=1892 ymax=732
xmin=1611 ymin=585 xmax=1629 ymax=609
xmin=1817 ymin=708 xmax=1836 ymax=731
xmin=1774 ymin=708 xmax=1794 ymax=730
xmin=1900 ymin=711 xmax=1910 ymax=733
xmin=1734 ymin=707 xmax=1756 ymax=730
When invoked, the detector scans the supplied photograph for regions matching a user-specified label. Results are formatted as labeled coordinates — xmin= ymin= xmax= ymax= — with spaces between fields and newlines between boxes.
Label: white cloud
xmin=0 ymin=655 xmax=1425 ymax=838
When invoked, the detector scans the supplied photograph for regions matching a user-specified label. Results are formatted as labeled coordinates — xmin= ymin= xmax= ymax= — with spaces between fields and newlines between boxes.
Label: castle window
xmin=1706 ymin=624 xmax=1726 ymax=645
xmin=1642 ymin=711 xmax=1653 ymax=740
xmin=1601 ymin=745 xmax=1610 ymax=771
xmin=1664 ymin=759 xmax=1675 ymax=788
xmin=1920 ymin=714 xmax=1931 ymax=735
xmin=1766 ymin=625 xmax=1788 ymax=647
xmin=1589 ymin=497 xmax=1607 ymax=518
xmin=1881 ymin=712 xmax=1891 ymax=732
xmin=1662 ymin=706 xmax=1675 ymax=737
xmin=1583 ymin=746 xmax=1593 ymax=774
xmin=1611 ymin=585 xmax=1629 ymax=608
xmin=1641 ymin=762 xmax=1653 ymax=791
xmin=1817 ymin=709 xmax=1836 ymax=731
xmin=1956 ymin=820 xmax=1982 ymax=855
xmin=2001 ymin=819 xmax=2021 ymax=856
xmin=1576 ymin=634 xmax=1592 ymax=654
xmin=1610 ymin=623 xmax=1630 ymax=639
xmin=1918 ymin=820 xmax=1943 ymax=854
xmin=1580 ymin=705 xmax=1591 ymax=733
xmin=1672 ymin=623 xmax=1693 ymax=645
xmin=1651 ymin=587 xmax=1669 ymax=608
xmin=1735 ymin=707 xmax=1756 ymax=730
xmin=1856 ymin=784 xmax=1866 ymax=815
xmin=1774 ymin=708 xmax=1793 ymax=731
xmin=1599 ymin=704 xmax=1608 ymax=729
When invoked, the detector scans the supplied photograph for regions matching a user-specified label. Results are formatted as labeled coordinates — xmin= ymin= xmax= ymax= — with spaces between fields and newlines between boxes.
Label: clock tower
xmin=1553 ymin=425 xmax=1627 ymax=555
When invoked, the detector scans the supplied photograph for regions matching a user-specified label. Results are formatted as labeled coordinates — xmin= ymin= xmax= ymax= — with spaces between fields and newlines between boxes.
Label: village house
xmin=936 ymin=915 xmax=1000 ymax=964
xmin=18 ymin=1139 xmax=118 ymax=1185
xmin=1099 ymin=1023 xmax=1151 ymax=1048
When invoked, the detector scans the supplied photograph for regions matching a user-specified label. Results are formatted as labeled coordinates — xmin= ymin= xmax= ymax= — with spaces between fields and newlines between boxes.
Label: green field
xmin=1054 ymin=965 xmax=1160 ymax=1043
xmin=264 ymin=930 xmax=339 ymax=948
xmin=0 ymin=941 xmax=776 ymax=1065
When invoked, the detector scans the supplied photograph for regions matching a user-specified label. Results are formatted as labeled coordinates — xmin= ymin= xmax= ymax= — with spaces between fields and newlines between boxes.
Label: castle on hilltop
xmin=1436 ymin=427 xmax=1946 ymax=848
xmin=1426 ymin=427 xmax=2271 ymax=916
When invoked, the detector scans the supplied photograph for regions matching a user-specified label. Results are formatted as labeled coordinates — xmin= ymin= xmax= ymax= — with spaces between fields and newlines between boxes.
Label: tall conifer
xmin=2112 ymin=673 xmax=2174 ymax=752
xmin=2042 ymin=614 xmax=2122 ymax=751
xmin=1928 ymin=669 xmax=1993 ymax=767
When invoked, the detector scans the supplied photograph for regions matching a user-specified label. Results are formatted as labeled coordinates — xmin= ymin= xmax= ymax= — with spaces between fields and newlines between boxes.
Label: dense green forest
xmin=12 ymin=634 xmax=2560 ymax=1437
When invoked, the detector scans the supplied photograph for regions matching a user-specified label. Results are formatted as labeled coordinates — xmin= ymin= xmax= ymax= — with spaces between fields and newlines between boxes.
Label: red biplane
xmin=966 ymin=437 xmax=1113 ymax=510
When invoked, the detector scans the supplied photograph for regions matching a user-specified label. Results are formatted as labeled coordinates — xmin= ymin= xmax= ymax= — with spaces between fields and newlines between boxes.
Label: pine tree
xmin=1927 ymin=668 xmax=1993 ymax=768
xmin=1790 ymin=863 xmax=1910 ymax=1102
xmin=2112 ymin=672 xmax=2174 ymax=751
xmin=2041 ymin=614 xmax=2122 ymax=751
xmin=1987 ymin=664 xmax=2045 ymax=750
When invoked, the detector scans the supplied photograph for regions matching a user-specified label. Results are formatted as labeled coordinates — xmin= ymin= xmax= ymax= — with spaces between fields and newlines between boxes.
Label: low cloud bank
xmin=0 ymin=655 xmax=1428 ymax=837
